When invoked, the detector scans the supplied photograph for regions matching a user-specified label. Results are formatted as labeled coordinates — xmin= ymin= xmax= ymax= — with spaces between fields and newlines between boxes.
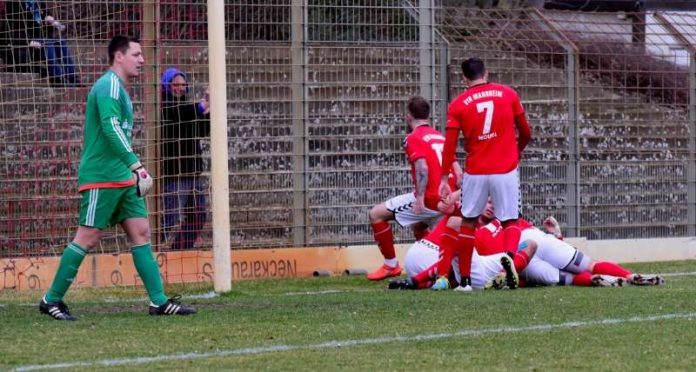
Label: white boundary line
xmin=14 ymin=312 xmax=696 ymax=371
xmin=657 ymin=271 xmax=696 ymax=277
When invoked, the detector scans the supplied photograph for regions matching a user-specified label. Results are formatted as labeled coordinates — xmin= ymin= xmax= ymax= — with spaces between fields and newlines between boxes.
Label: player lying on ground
xmin=388 ymin=214 xmax=535 ymax=291
xmin=427 ymin=191 xmax=522 ymax=290
xmin=475 ymin=205 xmax=665 ymax=287
xmin=367 ymin=96 xmax=461 ymax=281
xmin=427 ymin=191 xmax=663 ymax=288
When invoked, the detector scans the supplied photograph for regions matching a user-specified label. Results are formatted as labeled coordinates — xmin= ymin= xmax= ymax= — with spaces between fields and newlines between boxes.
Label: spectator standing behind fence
xmin=160 ymin=67 xmax=210 ymax=250
xmin=39 ymin=35 xmax=195 ymax=321
xmin=0 ymin=0 xmax=79 ymax=86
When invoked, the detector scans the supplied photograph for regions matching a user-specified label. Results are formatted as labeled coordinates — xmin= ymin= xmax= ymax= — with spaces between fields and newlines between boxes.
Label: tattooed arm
xmin=413 ymin=158 xmax=428 ymax=214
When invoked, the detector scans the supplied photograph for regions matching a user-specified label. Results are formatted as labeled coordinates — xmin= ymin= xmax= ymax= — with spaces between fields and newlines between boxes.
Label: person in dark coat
xmin=0 ymin=0 xmax=79 ymax=86
xmin=160 ymin=67 xmax=210 ymax=250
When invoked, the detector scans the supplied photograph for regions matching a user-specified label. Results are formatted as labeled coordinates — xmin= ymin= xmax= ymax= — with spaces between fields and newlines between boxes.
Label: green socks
xmin=46 ymin=242 xmax=168 ymax=306
xmin=131 ymin=243 xmax=168 ymax=306
xmin=45 ymin=242 xmax=87 ymax=303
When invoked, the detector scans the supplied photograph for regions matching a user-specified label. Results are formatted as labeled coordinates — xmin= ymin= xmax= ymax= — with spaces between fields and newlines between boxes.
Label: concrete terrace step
xmin=0 ymin=72 xmax=51 ymax=87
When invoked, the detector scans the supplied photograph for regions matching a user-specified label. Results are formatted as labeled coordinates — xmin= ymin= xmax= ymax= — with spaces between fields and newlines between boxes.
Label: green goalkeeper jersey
xmin=78 ymin=70 xmax=140 ymax=192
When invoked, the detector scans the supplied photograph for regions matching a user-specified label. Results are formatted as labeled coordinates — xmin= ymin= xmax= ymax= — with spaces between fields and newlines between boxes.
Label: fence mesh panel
xmin=1 ymin=2 xmax=695 ymax=266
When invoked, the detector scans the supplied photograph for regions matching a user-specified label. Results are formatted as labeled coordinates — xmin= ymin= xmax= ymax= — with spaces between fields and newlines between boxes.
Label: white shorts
xmin=521 ymin=256 xmax=561 ymax=286
xmin=520 ymin=228 xmax=577 ymax=270
xmin=453 ymin=251 xmax=505 ymax=290
xmin=404 ymin=239 xmax=440 ymax=277
xmin=385 ymin=193 xmax=442 ymax=227
xmin=460 ymin=168 xmax=520 ymax=221
xmin=405 ymin=241 xmax=503 ymax=289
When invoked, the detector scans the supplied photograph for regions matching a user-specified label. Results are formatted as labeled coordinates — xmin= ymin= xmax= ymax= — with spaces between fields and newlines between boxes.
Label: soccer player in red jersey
xmin=367 ymin=96 xmax=462 ymax=281
xmin=434 ymin=57 xmax=532 ymax=290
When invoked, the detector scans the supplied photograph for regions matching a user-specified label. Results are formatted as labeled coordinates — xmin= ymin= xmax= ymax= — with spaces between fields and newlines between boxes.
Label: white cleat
xmin=630 ymin=274 xmax=665 ymax=286
xmin=454 ymin=285 xmax=473 ymax=292
xmin=591 ymin=275 xmax=628 ymax=287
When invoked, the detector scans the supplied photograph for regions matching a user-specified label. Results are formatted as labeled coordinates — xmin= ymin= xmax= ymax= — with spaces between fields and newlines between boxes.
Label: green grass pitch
xmin=2 ymin=260 xmax=695 ymax=371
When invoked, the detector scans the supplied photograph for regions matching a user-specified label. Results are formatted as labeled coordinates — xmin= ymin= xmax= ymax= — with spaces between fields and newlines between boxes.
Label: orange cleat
xmin=366 ymin=264 xmax=402 ymax=281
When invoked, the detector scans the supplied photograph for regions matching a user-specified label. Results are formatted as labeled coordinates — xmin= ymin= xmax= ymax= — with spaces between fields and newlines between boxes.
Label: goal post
xmin=208 ymin=0 xmax=232 ymax=293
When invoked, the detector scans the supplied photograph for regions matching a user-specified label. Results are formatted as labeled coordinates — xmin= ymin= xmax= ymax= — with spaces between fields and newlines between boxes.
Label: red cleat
xmin=366 ymin=264 xmax=402 ymax=281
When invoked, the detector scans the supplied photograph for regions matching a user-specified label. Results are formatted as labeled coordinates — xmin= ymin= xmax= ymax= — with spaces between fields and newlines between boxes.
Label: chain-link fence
xmin=1 ymin=1 xmax=694 ymax=259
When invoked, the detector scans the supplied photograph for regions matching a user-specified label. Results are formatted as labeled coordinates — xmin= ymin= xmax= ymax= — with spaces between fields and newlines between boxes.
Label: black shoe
xmin=39 ymin=298 xmax=78 ymax=321
xmin=149 ymin=295 xmax=197 ymax=316
xmin=499 ymin=255 xmax=519 ymax=289
xmin=388 ymin=277 xmax=416 ymax=290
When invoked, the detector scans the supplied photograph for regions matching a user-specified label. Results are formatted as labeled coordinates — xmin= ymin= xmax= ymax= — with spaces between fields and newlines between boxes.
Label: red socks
xmin=512 ymin=250 xmax=530 ymax=272
xmin=502 ymin=220 xmax=522 ymax=254
xmin=436 ymin=227 xmax=459 ymax=277
xmin=592 ymin=262 xmax=631 ymax=278
xmin=412 ymin=262 xmax=438 ymax=288
xmin=456 ymin=226 xmax=476 ymax=278
xmin=371 ymin=221 xmax=395 ymax=259
xmin=572 ymin=271 xmax=593 ymax=286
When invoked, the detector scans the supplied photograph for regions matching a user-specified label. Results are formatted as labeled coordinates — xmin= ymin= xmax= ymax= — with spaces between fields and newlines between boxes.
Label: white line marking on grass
xmin=281 ymin=289 xmax=378 ymax=296
xmin=283 ymin=290 xmax=343 ymax=296
xmin=658 ymin=271 xmax=696 ymax=277
xmin=14 ymin=312 xmax=696 ymax=371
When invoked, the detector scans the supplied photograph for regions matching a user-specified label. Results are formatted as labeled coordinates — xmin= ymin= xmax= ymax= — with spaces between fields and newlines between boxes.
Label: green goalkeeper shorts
xmin=79 ymin=187 xmax=148 ymax=229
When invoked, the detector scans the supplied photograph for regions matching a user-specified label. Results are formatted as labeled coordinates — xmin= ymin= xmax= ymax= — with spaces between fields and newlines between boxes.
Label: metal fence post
xmin=291 ymin=0 xmax=307 ymax=246
xmin=529 ymin=9 xmax=580 ymax=236
xmin=566 ymin=51 xmax=580 ymax=238
xmin=690 ymin=50 xmax=696 ymax=236
xmin=420 ymin=0 xmax=434 ymax=101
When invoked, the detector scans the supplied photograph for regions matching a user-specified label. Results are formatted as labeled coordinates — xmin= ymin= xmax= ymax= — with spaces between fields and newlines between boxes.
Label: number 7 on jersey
xmin=476 ymin=100 xmax=494 ymax=135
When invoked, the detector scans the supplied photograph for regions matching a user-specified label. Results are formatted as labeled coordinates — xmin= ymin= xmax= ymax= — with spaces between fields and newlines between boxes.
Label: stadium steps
xmin=0 ymin=72 xmax=52 ymax=87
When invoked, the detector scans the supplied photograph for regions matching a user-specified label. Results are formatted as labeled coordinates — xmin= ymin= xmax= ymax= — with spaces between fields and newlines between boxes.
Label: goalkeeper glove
xmin=130 ymin=161 xmax=153 ymax=197
xmin=543 ymin=216 xmax=563 ymax=239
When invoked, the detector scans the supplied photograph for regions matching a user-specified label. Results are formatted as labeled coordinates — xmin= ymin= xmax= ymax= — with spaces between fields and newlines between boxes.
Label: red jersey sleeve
xmin=474 ymin=219 xmax=504 ymax=256
xmin=511 ymin=89 xmax=525 ymax=116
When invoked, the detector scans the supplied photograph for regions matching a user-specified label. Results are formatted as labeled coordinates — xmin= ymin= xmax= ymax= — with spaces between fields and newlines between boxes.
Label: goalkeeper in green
xmin=39 ymin=35 xmax=196 ymax=320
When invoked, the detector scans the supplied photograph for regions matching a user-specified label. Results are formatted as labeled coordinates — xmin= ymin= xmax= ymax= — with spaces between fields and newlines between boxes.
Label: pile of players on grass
xmin=365 ymin=66 xmax=663 ymax=291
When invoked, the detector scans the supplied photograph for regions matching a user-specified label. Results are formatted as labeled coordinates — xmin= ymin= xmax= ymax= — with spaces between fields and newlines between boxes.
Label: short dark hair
xmin=461 ymin=58 xmax=486 ymax=80
xmin=408 ymin=96 xmax=430 ymax=120
xmin=108 ymin=35 xmax=139 ymax=65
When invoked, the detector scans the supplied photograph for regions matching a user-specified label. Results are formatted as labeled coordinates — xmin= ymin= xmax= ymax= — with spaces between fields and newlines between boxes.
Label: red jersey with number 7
xmin=446 ymin=82 xmax=526 ymax=175
xmin=404 ymin=125 xmax=445 ymax=210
